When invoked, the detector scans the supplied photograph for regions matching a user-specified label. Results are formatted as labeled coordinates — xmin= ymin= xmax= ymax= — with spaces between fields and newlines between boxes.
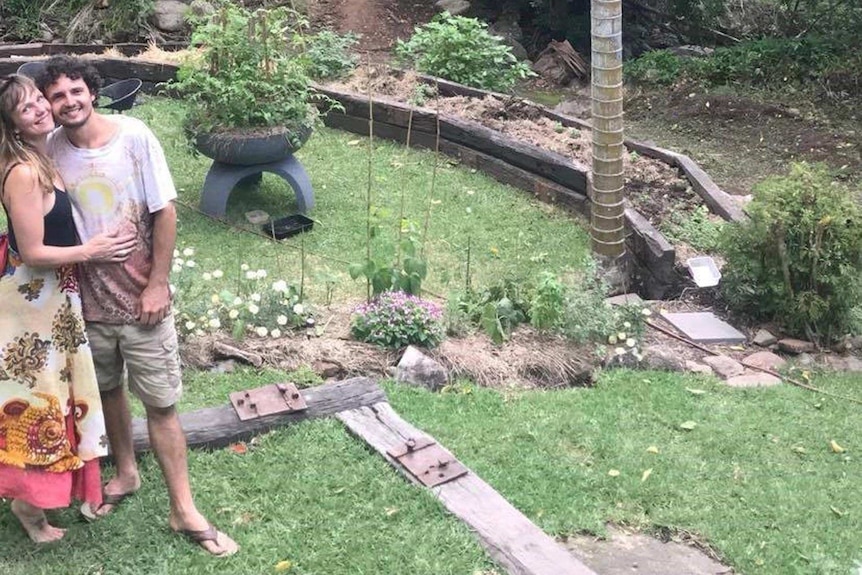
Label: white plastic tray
xmin=686 ymin=256 xmax=721 ymax=287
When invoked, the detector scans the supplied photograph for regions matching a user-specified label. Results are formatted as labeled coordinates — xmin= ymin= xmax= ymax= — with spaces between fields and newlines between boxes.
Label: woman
xmin=0 ymin=74 xmax=136 ymax=543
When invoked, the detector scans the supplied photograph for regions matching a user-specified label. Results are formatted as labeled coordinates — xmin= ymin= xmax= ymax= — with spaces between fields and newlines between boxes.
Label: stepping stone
xmin=778 ymin=338 xmax=816 ymax=354
xmin=725 ymin=373 xmax=782 ymax=387
xmin=702 ymin=355 xmax=745 ymax=379
xmin=660 ymin=312 xmax=746 ymax=344
xmin=685 ymin=360 xmax=714 ymax=375
xmin=741 ymin=351 xmax=786 ymax=372
xmin=605 ymin=293 xmax=643 ymax=307
xmin=752 ymin=329 xmax=777 ymax=347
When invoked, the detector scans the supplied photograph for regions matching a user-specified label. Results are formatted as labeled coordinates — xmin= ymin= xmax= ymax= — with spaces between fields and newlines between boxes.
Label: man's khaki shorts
xmin=86 ymin=319 xmax=183 ymax=408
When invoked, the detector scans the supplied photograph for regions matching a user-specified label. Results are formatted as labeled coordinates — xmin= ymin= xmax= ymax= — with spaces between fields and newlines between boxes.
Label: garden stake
xmin=465 ymin=235 xmax=472 ymax=291
xmin=300 ymin=233 xmax=306 ymax=300
xmin=396 ymin=104 xmax=415 ymax=267
xmin=364 ymin=55 xmax=374 ymax=301
xmin=420 ymin=79 xmax=441 ymax=259
xmin=645 ymin=318 xmax=862 ymax=405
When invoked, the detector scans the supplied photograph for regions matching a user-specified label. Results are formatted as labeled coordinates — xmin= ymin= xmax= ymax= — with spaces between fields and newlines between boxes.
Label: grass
xmin=128 ymin=95 xmax=591 ymax=304
xmin=11 ymin=364 xmax=857 ymax=574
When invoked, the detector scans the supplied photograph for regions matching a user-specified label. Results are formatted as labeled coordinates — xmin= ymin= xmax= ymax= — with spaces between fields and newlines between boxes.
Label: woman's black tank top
xmin=4 ymin=188 xmax=78 ymax=251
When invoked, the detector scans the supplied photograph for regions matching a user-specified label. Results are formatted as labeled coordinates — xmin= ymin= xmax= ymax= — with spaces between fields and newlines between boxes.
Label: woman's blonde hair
xmin=0 ymin=74 xmax=56 ymax=203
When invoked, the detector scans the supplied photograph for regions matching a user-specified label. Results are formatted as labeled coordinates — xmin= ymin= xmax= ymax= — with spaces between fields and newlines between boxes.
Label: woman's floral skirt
xmin=0 ymin=249 xmax=106 ymax=508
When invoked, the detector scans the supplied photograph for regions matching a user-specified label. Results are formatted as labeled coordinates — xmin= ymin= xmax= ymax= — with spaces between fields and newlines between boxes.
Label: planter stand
xmin=199 ymin=154 xmax=314 ymax=218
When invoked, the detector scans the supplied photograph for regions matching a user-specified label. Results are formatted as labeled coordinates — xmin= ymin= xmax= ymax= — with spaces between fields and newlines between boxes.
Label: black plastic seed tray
xmin=263 ymin=214 xmax=314 ymax=240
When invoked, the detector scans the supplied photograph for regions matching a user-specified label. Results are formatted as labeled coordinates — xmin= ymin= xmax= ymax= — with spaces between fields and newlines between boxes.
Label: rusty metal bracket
xmin=387 ymin=437 xmax=468 ymax=488
xmin=229 ymin=382 xmax=307 ymax=421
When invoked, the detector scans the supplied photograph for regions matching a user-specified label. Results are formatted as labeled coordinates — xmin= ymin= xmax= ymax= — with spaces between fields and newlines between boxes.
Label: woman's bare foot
xmin=10 ymin=500 xmax=66 ymax=543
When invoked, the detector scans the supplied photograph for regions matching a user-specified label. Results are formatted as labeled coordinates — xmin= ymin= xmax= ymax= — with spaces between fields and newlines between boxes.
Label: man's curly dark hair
xmin=38 ymin=55 xmax=102 ymax=98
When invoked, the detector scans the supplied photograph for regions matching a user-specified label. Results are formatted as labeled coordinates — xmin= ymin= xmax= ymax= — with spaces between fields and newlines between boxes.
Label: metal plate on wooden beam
xmin=229 ymin=383 xmax=307 ymax=421
xmin=387 ymin=437 xmax=468 ymax=488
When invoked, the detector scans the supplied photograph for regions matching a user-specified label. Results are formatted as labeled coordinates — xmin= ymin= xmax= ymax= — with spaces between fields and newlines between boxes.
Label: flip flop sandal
xmin=80 ymin=490 xmax=135 ymax=521
xmin=174 ymin=524 xmax=238 ymax=557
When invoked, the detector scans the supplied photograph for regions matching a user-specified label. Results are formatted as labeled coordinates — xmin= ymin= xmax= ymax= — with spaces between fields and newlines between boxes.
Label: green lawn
xmin=130 ymin=96 xmax=591 ymax=304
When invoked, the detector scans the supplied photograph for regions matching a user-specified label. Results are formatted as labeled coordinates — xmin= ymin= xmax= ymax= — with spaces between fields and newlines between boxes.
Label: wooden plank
xmin=338 ymin=402 xmax=598 ymax=575
xmin=131 ymin=377 xmax=386 ymax=452
xmin=0 ymin=56 xmax=178 ymax=84
xmin=675 ymin=155 xmax=746 ymax=222
xmin=0 ymin=42 xmax=188 ymax=58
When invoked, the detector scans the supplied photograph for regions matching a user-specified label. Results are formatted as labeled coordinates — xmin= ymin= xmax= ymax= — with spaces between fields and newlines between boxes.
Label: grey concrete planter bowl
xmin=194 ymin=124 xmax=312 ymax=165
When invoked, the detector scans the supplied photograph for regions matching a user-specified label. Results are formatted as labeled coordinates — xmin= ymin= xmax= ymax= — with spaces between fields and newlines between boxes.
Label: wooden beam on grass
xmin=337 ymin=402 xmax=598 ymax=575
xmin=131 ymin=377 xmax=386 ymax=452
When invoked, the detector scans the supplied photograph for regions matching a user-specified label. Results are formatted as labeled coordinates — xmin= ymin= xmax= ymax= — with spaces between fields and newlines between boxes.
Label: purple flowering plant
xmin=350 ymin=291 xmax=444 ymax=348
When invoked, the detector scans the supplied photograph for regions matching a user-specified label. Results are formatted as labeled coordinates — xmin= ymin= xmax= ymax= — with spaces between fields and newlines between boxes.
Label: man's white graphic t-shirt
xmin=48 ymin=116 xmax=177 ymax=324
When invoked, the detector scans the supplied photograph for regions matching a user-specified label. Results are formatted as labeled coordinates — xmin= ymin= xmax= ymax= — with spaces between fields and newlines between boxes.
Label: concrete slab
xmin=661 ymin=312 xmax=746 ymax=344
xmin=605 ymin=293 xmax=643 ymax=306
xmin=564 ymin=526 xmax=732 ymax=575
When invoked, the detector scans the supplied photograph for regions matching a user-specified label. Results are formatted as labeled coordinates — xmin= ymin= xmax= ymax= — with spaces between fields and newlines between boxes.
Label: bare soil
xmin=329 ymin=66 xmax=701 ymax=228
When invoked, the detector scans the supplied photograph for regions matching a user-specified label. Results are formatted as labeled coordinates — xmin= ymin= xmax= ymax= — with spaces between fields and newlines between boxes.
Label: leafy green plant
xmin=172 ymin=2 xmax=320 ymax=137
xmin=530 ymin=271 xmax=566 ymax=330
xmin=395 ymin=12 xmax=533 ymax=92
xmin=350 ymin=291 xmax=444 ymax=348
xmin=349 ymin=216 xmax=428 ymax=296
xmin=451 ymin=278 xmax=531 ymax=344
xmin=720 ymin=163 xmax=862 ymax=343
xmin=306 ymin=30 xmax=360 ymax=80
xmin=662 ymin=205 xmax=726 ymax=253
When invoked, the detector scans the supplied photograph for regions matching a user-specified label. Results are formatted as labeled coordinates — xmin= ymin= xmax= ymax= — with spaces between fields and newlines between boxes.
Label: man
xmin=39 ymin=55 xmax=238 ymax=557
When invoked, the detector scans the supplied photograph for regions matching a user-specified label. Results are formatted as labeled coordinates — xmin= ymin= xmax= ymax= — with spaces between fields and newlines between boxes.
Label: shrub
xmin=395 ymin=12 xmax=533 ymax=92
xmin=306 ymin=30 xmax=359 ymax=80
xmin=720 ymin=163 xmax=862 ymax=343
xmin=351 ymin=291 xmax=444 ymax=348
xmin=662 ymin=205 xmax=726 ymax=253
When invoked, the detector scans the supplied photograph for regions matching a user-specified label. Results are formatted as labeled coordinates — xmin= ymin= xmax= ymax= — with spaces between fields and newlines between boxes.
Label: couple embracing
xmin=0 ymin=55 xmax=236 ymax=557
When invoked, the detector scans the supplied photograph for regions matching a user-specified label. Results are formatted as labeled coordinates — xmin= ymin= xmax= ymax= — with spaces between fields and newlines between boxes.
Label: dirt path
xmin=309 ymin=0 xmax=435 ymax=56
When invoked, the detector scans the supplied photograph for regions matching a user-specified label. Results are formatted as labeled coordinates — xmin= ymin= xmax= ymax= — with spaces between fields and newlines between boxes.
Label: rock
xmin=489 ymin=18 xmax=528 ymax=61
xmin=752 ymin=329 xmax=778 ymax=347
xmin=702 ymin=355 xmax=745 ymax=379
xmin=189 ymin=0 xmax=215 ymax=18
xmin=685 ymin=361 xmax=714 ymax=375
xmin=435 ymin=0 xmax=470 ymax=16
xmin=778 ymin=338 xmax=816 ymax=354
xmin=396 ymin=346 xmax=448 ymax=391
xmin=794 ymin=353 xmax=816 ymax=367
xmin=725 ymin=373 xmax=782 ymax=387
xmin=826 ymin=355 xmax=862 ymax=372
xmin=312 ymin=360 xmax=343 ymax=379
xmin=151 ymin=0 xmax=190 ymax=32
xmin=604 ymin=293 xmax=643 ymax=307
xmin=668 ymin=45 xmax=715 ymax=58
xmin=741 ymin=351 xmax=786 ymax=372
xmin=209 ymin=359 xmax=236 ymax=374
xmin=245 ymin=209 xmax=270 ymax=225
xmin=641 ymin=345 xmax=687 ymax=372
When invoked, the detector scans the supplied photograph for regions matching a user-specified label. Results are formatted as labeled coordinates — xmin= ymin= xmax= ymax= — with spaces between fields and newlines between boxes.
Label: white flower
xmin=173 ymin=249 xmax=180 ymax=258
xmin=210 ymin=294 xmax=220 ymax=304
xmin=614 ymin=347 xmax=626 ymax=356
xmin=270 ymin=328 xmax=282 ymax=338
xmin=169 ymin=284 xmax=176 ymax=296
xmin=617 ymin=332 xmax=627 ymax=341
xmin=228 ymin=309 xmax=239 ymax=319
xmin=248 ymin=303 xmax=260 ymax=315
xmin=305 ymin=317 xmax=315 ymax=326
xmin=208 ymin=318 xmax=221 ymax=329
xmin=642 ymin=308 xmax=652 ymax=317
xmin=233 ymin=297 xmax=243 ymax=306
xmin=608 ymin=334 xmax=618 ymax=345
xmin=212 ymin=269 xmax=224 ymax=279
xmin=172 ymin=264 xmax=182 ymax=273
xmin=250 ymin=293 xmax=261 ymax=302
xmin=175 ymin=257 xmax=184 ymax=266
xmin=182 ymin=247 xmax=194 ymax=257
xmin=185 ymin=321 xmax=196 ymax=331
xmin=271 ymin=280 xmax=288 ymax=292
xmin=185 ymin=260 xmax=196 ymax=268
xmin=194 ymin=329 xmax=204 ymax=336
xmin=256 ymin=269 xmax=268 ymax=279
xmin=255 ymin=326 xmax=268 ymax=337
xmin=202 ymin=272 xmax=212 ymax=281
xmin=626 ymin=338 xmax=636 ymax=348
xmin=240 ymin=263 xmax=249 ymax=271
xmin=277 ymin=315 xmax=288 ymax=326
xmin=292 ymin=303 xmax=304 ymax=315
xmin=245 ymin=271 xmax=257 ymax=280
xmin=623 ymin=321 xmax=631 ymax=329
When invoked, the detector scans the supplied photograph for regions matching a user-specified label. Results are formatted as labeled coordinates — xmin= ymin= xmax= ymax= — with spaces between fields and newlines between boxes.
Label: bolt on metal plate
xmin=229 ymin=382 xmax=307 ymax=421
xmin=387 ymin=437 xmax=468 ymax=488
